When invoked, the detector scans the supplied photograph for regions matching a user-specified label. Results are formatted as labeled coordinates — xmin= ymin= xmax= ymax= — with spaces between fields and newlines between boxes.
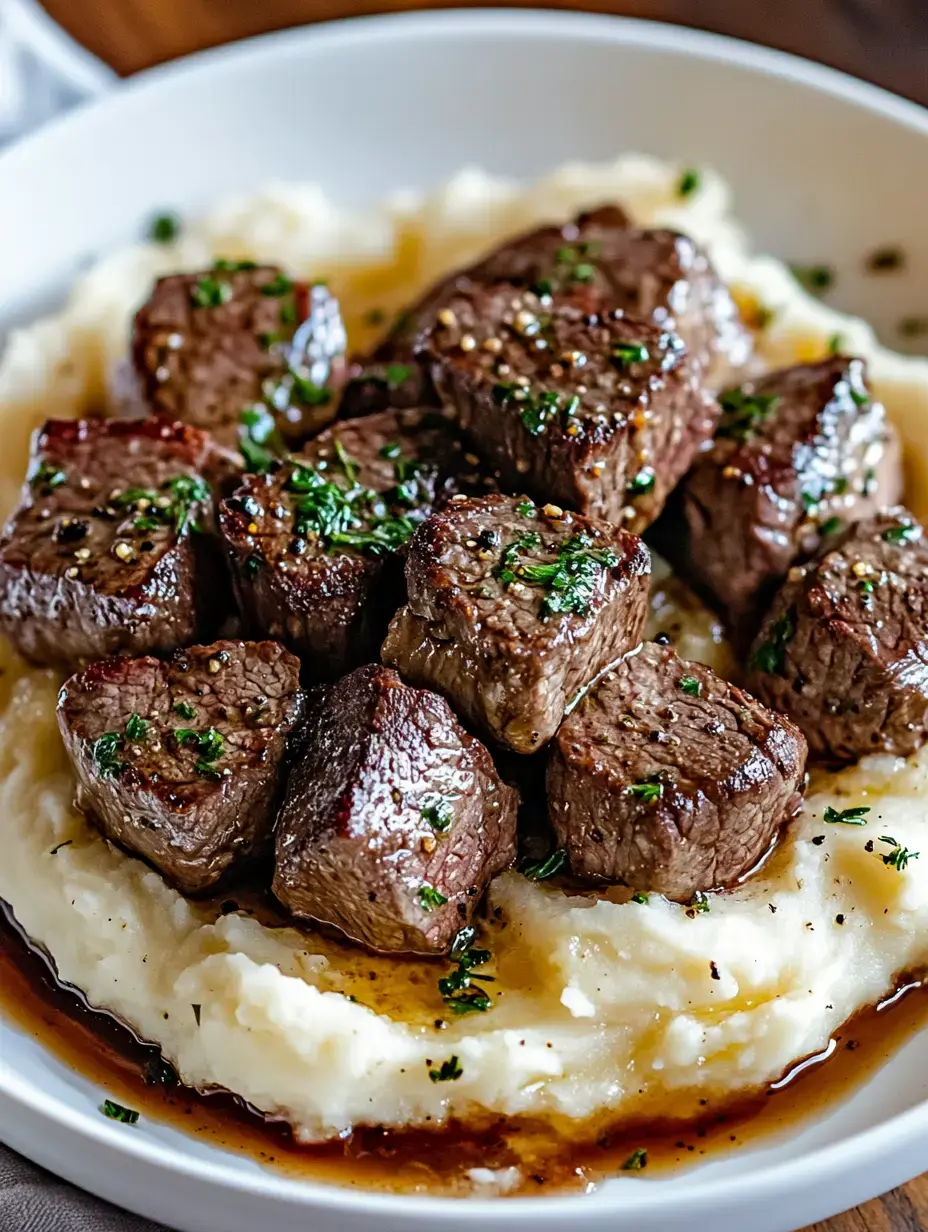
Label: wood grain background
xmin=32 ymin=1 xmax=928 ymax=1228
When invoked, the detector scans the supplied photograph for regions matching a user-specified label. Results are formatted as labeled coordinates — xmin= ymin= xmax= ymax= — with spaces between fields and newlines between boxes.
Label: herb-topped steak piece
xmin=273 ymin=664 xmax=518 ymax=954
xmin=132 ymin=262 xmax=347 ymax=454
xmin=421 ymin=284 xmax=718 ymax=531
xmin=220 ymin=407 xmax=465 ymax=680
xmin=548 ymin=641 xmax=808 ymax=899
xmin=58 ymin=640 xmax=304 ymax=894
xmin=747 ymin=509 xmax=928 ymax=761
xmin=682 ymin=356 xmax=902 ymax=632
xmin=0 ymin=418 xmax=213 ymax=669
xmin=382 ymin=493 xmax=651 ymax=753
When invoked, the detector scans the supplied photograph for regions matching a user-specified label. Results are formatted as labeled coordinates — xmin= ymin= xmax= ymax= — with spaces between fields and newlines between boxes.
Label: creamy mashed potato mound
xmin=2 ymin=155 xmax=928 ymax=1150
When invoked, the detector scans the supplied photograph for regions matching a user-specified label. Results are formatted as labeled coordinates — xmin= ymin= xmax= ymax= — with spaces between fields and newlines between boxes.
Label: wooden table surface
xmin=33 ymin=1 xmax=928 ymax=1229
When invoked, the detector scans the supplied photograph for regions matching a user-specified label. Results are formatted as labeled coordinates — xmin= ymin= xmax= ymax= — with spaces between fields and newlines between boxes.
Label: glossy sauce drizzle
xmin=3 ymin=899 xmax=928 ymax=1198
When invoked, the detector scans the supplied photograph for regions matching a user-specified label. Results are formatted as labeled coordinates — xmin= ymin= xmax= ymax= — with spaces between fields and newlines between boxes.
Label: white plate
xmin=2 ymin=11 xmax=928 ymax=1232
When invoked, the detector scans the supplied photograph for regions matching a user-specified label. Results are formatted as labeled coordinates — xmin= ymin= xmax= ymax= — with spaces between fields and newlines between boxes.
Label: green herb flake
xmin=824 ymin=805 xmax=870 ymax=825
xmin=213 ymin=258 xmax=257 ymax=272
xmin=101 ymin=1100 xmax=140 ymax=1125
xmin=828 ymin=333 xmax=843 ymax=355
xmin=612 ymin=342 xmax=650 ymax=369
xmin=622 ymin=1148 xmax=648 ymax=1172
xmin=379 ymin=441 xmax=403 ymax=460
xmin=148 ymin=212 xmax=180 ymax=244
xmin=428 ymin=1055 xmax=464 ymax=1083
xmin=750 ymin=611 xmax=795 ymax=677
xmin=497 ymin=532 xmax=618 ymax=618
xmin=678 ymin=168 xmax=700 ymax=197
xmin=877 ymin=836 xmax=918 ymax=871
xmin=173 ymin=701 xmax=197 ymax=721
xmin=882 ymin=522 xmax=921 ymax=545
xmin=790 ymin=264 xmax=835 ymax=296
xmin=439 ymin=930 xmax=494 ymax=1016
xmin=384 ymin=363 xmax=413 ymax=387
xmin=679 ymin=675 xmax=702 ymax=697
xmin=92 ymin=732 xmax=125 ymax=778
xmin=260 ymin=273 xmax=294 ymax=297
xmin=421 ymin=796 xmax=454 ymax=833
xmin=627 ymin=777 xmax=663 ymax=803
xmin=717 ymin=388 xmax=780 ymax=443
xmin=520 ymin=849 xmax=567 ymax=881
xmin=516 ymin=500 xmax=536 ymax=519
xmin=687 ymin=891 xmax=711 ymax=915
xmin=239 ymin=404 xmax=284 ymax=474
xmin=32 ymin=461 xmax=66 ymax=490
xmin=418 ymin=884 xmax=448 ymax=912
xmin=818 ymin=516 xmax=843 ymax=538
xmin=190 ymin=276 xmax=233 ymax=309
xmin=125 ymin=713 xmax=148 ymax=742
xmin=630 ymin=892 xmax=649 ymax=904
xmin=627 ymin=468 xmax=656 ymax=497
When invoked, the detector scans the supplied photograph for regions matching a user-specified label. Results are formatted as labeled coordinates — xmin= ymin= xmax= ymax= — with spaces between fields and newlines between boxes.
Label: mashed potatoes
xmin=2 ymin=155 xmax=928 ymax=1155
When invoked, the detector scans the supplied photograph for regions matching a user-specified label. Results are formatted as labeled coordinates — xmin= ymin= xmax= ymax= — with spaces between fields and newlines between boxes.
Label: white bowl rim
xmin=2 ymin=6 xmax=928 ymax=1222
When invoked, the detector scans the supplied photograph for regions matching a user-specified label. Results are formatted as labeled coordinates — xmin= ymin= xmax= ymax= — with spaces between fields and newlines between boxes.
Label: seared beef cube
xmin=57 ymin=640 xmax=304 ymax=894
xmin=220 ymin=408 xmax=463 ymax=680
xmin=421 ymin=284 xmax=717 ymax=531
xmin=683 ymin=357 xmax=902 ymax=631
xmin=548 ymin=641 xmax=807 ymax=899
xmin=0 ymin=418 xmax=213 ymax=669
xmin=273 ymin=664 xmax=518 ymax=954
xmin=747 ymin=508 xmax=928 ymax=761
xmin=382 ymin=494 xmax=651 ymax=753
xmin=132 ymin=263 xmax=347 ymax=452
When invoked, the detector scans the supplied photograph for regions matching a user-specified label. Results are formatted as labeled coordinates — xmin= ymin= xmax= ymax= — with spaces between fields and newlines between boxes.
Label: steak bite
xmin=682 ymin=356 xmax=902 ymax=631
xmin=273 ymin=664 xmax=518 ymax=954
xmin=382 ymin=493 xmax=651 ymax=754
xmin=548 ymin=641 xmax=808 ymax=899
xmin=0 ymin=418 xmax=213 ymax=669
xmin=421 ymin=284 xmax=718 ymax=531
xmin=131 ymin=262 xmax=347 ymax=453
xmin=747 ymin=509 xmax=928 ymax=762
xmin=220 ymin=407 xmax=466 ymax=680
xmin=57 ymin=640 xmax=304 ymax=894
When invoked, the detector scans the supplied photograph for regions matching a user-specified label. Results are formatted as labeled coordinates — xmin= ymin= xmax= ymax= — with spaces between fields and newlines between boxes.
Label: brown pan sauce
xmin=3 ymin=898 xmax=928 ymax=1198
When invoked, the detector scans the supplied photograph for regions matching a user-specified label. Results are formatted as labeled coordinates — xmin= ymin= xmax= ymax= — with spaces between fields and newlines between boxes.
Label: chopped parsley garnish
xmin=716 ymin=388 xmax=780 ymax=442
xmin=612 ymin=342 xmax=650 ymax=369
xmin=113 ymin=474 xmax=209 ymax=537
xmin=175 ymin=727 xmax=224 ymax=779
xmin=92 ymin=732 xmax=125 ymax=778
xmin=260 ymin=273 xmax=294 ymax=297
xmin=750 ymin=611 xmax=795 ymax=677
xmin=380 ymin=441 xmax=402 ymax=460
xmin=285 ymin=463 xmax=417 ymax=557
xmin=493 ymin=382 xmax=580 ymax=437
xmin=687 ymin=891 xmax=711 ymax=915
xmin=429 ymin=1055 xmax=463 ymax=1083
xmin=101 ymin=1100 xmax=139 ymax=1125
xmin=627 ymin=776 xmax=663 ymax=803
xmin=627 ymin=468 xmax=656 ymax=497
xmin=631 ymin=892 xmax=649 ymax=904
xmin=421 ymin=796 xmax=454 ymax=833
xmin=516 ymin=500 xmax=536 ymax=518
xmin=32 ymin=461 xmax=66 ymax=489
xmin=384 ymin=363 xmax=413 ymax=387
xmin=213 ymin=258 xmax=257 ymax=272
xmin=678 ymin=168 xmax=700 ymax=197
xmin=190 ymin=276 xmax=232 ymax=308
xmin=790 ymin=264 xmax=835 ymax=296
xmin=552 ymin=240 xmax=601 ymax=287
xmin=173 ymin=701 xmax=197 ymax=720
xmin=417 ymin=884 xmax=448 ymax=912
xmin=818 ymin=516 xmax=843 ymax=538
xmin=520 ymin=848 xmax=567 ymax=881
xmin=439 ymin=928 xmax=494 ymax=1015
xmin=148 ymin=212 xmax=180 ymax=243
xmin=125 ymin=714 xmax=148 ymax=742
xmin=679 ymin=675 xmax=702 ymax=697
xmin=828 ymin=333 xmax=843 ymax=355
xmin=877 ymin=836 xmax=918 ymax=871
xmin=824 ymin=805 xmax=870 ymax=825
xmin=264 ymin=367 xmax=332 ymax=414
xmin=621 ymin=1148 xmax=647 ymax=1171
xmin=240 ymin=404 xmax=285 ymax=474
xmin=882 ymin=521 xmax=921 ymax=545
xmin=858 ymin=578 xmax=875 ymax=597
xmin=497 ymin=532 xmax=618 ymax=618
